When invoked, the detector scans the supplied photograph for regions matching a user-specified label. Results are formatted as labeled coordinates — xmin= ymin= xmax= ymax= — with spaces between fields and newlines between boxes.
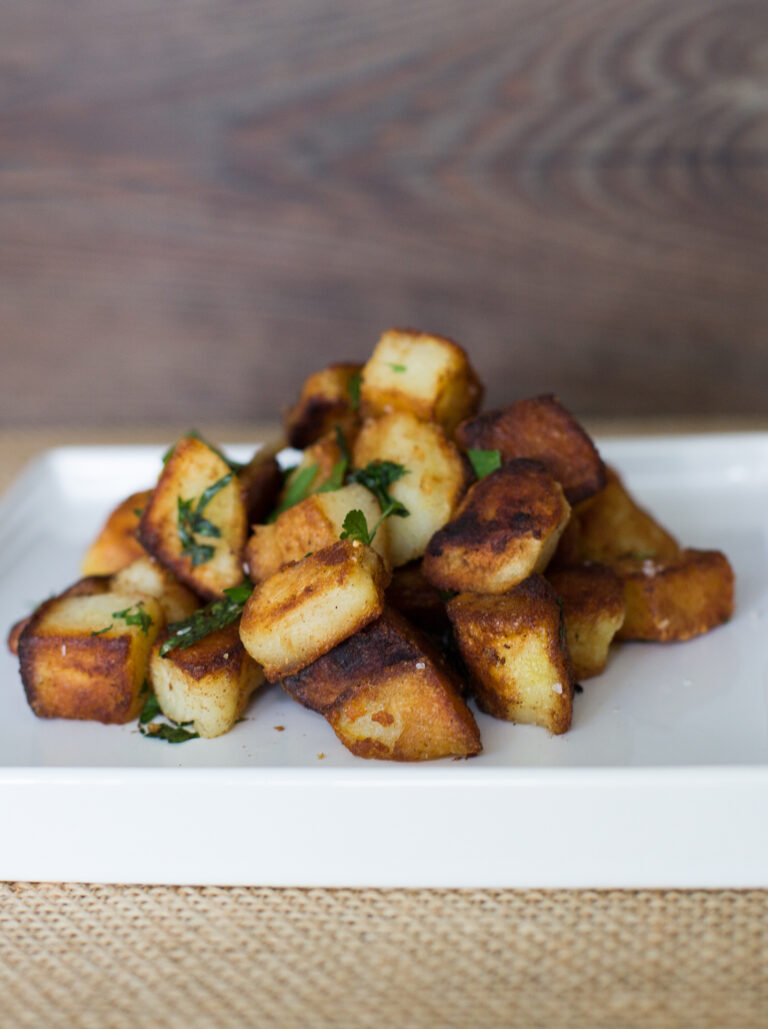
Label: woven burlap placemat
xmin=1 ymin=885 xmax=767 ymax=1028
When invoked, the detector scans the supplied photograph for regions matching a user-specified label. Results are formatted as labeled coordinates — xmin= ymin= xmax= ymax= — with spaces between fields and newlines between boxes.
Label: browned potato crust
xmin=149 ymin=623 xmax=263 ymax=738
xmin=81 ymin=489 xmax=151 ymax=576
xmin=448 ymin=576 xmax=574 ymax=734
xmin=386 ymin=561 xmax=450 ymax=633
xmin=110 ymin=556 xmax=200 ymax=623
xmin=614 ymin=548 xmax=734 ymax=642
xmin=239 ymin=540 xmax=391 ymax=681
xmin=423 ymin=459 xmax=570 ymax=595
xmin=138 ymin=436 xmax=247 ymax=600
xmin=8 ymin=576 xmax=111 ymax=656
xmin=285 ymin=362 xmax=362 ymax=449
xmin=238 ymin=447 xmax=283 ymax=525
xmin=555 ymin=467 xmax=679 ymax=568
xmin=360 ymin=329 xmax=483 ymax=434
xmin=18 ymin=591 xmax=163 ymax=724
xmin=456 ymin=394 xmax=605 ymax=504
xmin=547 ymin=564 xmax=626 ymax=679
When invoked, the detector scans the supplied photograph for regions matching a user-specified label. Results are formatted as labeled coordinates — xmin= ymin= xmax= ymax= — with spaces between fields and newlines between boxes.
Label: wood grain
xmin=1 ymin=0 xmax=767 ymax=427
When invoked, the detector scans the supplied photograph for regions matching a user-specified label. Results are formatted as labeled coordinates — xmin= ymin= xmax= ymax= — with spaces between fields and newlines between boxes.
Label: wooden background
xmin=1 ymin=0 xmax=767 ymax=428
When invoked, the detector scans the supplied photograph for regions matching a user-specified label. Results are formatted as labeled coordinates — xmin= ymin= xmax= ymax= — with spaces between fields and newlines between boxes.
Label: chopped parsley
xmin=348 ymin=460 xmax=409 ymax=519
xmin=348 ymin=371 xmax=362 ymax=411
xmin=316 ymin=426 xmax=350 ymax=495
xmin=91 ymin=624 xmax=113 ymax=637
xmin=139 ymin=691 xmax=161 ymax=724
xmin=139 ymin=722 xmax=200 ymax=744
xmin=177 ymin=473 xmax=234 ymax=566
xmin=467 ymin=448 xmax=502 ymax=480
xmin=159 ymin=582 xmax=254 ymax=657
xmin=112 ymin=602 xmax=154 ymax=636
xmin=268 ymin=464 xmax=318 ymax=522
xmin=388 ymin=363 xmax=407 ymax=373
xmin=340 ymin=509 xmax=374 ymax=546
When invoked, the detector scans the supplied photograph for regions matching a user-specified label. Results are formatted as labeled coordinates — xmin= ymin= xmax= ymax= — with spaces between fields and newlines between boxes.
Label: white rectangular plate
xmin=1 ymin=436 xmax=767 ymax=887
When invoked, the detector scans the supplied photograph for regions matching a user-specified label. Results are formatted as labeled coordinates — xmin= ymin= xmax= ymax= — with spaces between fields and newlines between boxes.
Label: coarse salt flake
xmin=415 ymin=662 xmax=426 ymax=670
xmin=642 ymin=560 xmax=658 ymax=577
xmin=551 ymin=682 xmax=563 ymax=694
xmin=61 ymin=644 xmax=67 ymax=656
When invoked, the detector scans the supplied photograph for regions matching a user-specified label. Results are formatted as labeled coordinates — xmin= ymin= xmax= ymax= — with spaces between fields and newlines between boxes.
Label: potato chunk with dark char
xmin=554 ymin=467 xmax=679 ymax=569
xmin=456 ymin=394 xmax=605 ymax=504
xmin=239 ymin=540 xmax=391 ymax=681
xmin=284 ymin=607 xmax=481 ymax=761
xmin=448 ymin=576 xmax=574 ymax=734
xmin=138 ymin=436 xmax=247 ymax=600
xmin=614 ymin=548 xmax=734 ymax=642
xmin=547 ymin=564 xmax=626 ymax=680
xmin=18 ymin=591 xmax=163 ymax=724
xmin=285 ymin=362 xmax=362 ymax=449
xmin=149 ymin=623 xmax=263 ymax=738
xmin=237 ymin=446 xmax=283 ymax=525
xmin=353 ymin=411 xmax=471 ymax=567
xmin=81 ymin=489 xmax=151 ymax=576
xmin=423 ymin=459 xmax=570 ymax=595
xmin=386 ymin=561 xmax=450 ymax=634
xmin=360 ymin=329 xmax=483 ymax=434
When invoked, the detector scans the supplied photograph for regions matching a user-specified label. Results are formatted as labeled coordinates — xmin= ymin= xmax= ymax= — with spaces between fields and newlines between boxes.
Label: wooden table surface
xmin=2 ymin=0 xmax=767 ymax=430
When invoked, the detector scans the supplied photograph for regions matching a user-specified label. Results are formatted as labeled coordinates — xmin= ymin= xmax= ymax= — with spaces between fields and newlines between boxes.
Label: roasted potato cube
xmin=247 ymin=483 xmax=390 ymax=584
xmin=456 ymin=394 xmax=605 ymax=504
xmin=239 ymin=540 xmax=391 ymax=681
xmin=111 ymin=555 xmax=200 ymax=623
xmin=353 ymin=411 xmax=471 ymax=567
xmin=547 ymin=564 xmax=626 ymax=679
xmin=614 ymin=548 xmax=734 ymax=642
xmin=448 ymin=576 xmax=574 ymax=734
xmin=423 ymin=459 xmax=570 ymax=595
xmin=284 ymin=608 xmax=480 ymax=760
xmin=386 ymin=561 xmax=450 ymax=634
xmin=17 ymin=591 xmax=163 ymax=724
xmin=138 ymin=436 xmax=247 ymax=600
xmin=285 ymin=362 xmax=363 ymax=449
xmin=7 ymin=575 xmax=111 ymax=657
xmin=81 ymin=489 xmax=151 ymax=576
xmin=276 ymin=429 xmax=349 ymax=508
xmin=149 ymin=624 xmax=263 ymax=738
xmin=359 ymin=329 xmax=483 ymax=434
xmin=237 ymin=445 xmax=283 ymax=525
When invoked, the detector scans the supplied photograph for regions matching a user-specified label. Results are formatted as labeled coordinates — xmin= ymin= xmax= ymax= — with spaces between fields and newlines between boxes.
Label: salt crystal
xmin=415 ymin=661 xmax=426 ymax=670
xmin=642 ymin=560 xmax=657 ymax=577
xmin=551 ymin=682 xmax=563 ymax=694
xmin=61 ymin=644 xmax=67 ymax=656
xmin=658 ymin=618 xmax=670 ymax=630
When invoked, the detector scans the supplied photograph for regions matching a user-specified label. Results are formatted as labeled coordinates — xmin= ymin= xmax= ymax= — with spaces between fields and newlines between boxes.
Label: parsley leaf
xmin=177 ymin=472 xmax=234 ymax=566
xmin=91 ymin=624 xmax=113 ymax=637
xmin=388 ymin=363 xmax=407 ymax=373
xmin=139 ymin=691 xmax=161 ymax=724
xmin=268 ymin=464 xmax=318 ymax=522
xmin=348 ymin=371 xmax=362 ymax=411
xmin=139 ymin=722 xmax=200 ymax=744
xmin=340 ymin=509 xmax=372 ymax=545
xmin=160 ymin=582 xmax=254 ymax=657
xmin=348 ymin=460 xmax=409 ymax=518
xmin=111 ymin=602 xmax=153 ymax=636
xmin=316 ymin=426 xmax=350 ymax=495
xmin=467 ymin=448 xmax=502 ymax=480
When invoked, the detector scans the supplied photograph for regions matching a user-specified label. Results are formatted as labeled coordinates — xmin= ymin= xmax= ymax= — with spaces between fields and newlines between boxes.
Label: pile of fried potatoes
xmin=8 ymin=329 xmax=735 ymax=760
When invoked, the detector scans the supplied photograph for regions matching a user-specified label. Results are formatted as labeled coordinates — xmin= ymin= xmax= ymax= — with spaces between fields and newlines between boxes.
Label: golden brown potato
xmin=456 ymin=394 xmax=605 ymax=504
xmin=423 ymin=459 xmax=570 ymax=595
xmin=239 ymin=540 xmax=391 ymax=681
xmin=237 ymin=446 xmax=283 ymax=525
xmin=555 ymin=467 xmax=679 ymax=568
xmin=547 ymin=564 xmax=626 ymax=680
xmin=138 ymin=436 xmax=247 ymax=600
xmin=18 ymin=590 xmax=163 ymax=724
xmin=284 ymin=607 xmax=481 ymax=761
xmin=285 ymin=362 xmax=363 ymax=449
xmin=614 ymin=548 xmax=734 ymax=642
xmin=448 ymin=576 xmax=574 ymax=734
xmin=353 ymin=411 xmax=471 ymax=567
xmin=276 ymin=429 xmax=349 ymax=506
xmin=385 ymin=561 xmax=450 ymax=634
xmin=246 ymin=483 xmax=390 ymax=584
xmin=111 ymin=555 xmax=200 ymax=623
xmin=359 ymin=329 xmax=483 ymax=434
xmin=8 ymin=576 xmax=111 ymax=656
xmin=81 ymin=489 xmax=151 ymax=576
xmin=149 ymin=623 xmax=263 ymax=738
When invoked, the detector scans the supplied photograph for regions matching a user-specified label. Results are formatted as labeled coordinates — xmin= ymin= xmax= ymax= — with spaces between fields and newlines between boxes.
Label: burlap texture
xmin=1 ymin=885 xmax=767 ymax=1028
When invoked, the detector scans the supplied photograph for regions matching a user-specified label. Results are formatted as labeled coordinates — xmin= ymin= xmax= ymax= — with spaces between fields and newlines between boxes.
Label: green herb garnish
xmin=139 ymin=722 xmax=200 ymax=744
xmin=139 ymin=691 xmax=161 ymax=724
xmin=388 ymin=363 xmax=407 ymax=373
xmin=91 ymin=624 xmax=113 ymax=637
xmin=348 ymin=460 xmax=409 ymax=519
xmin=268 ymin=464 xmax=318 ymax=522
xmin=177 ymin=473 xmax=234 ymax=566
xmin=348 ymin=371 xmax=362 ymax=411
xmin=467 ymin=448 xmax=502 ymax=480
xmin=112 ymin=602 xmax=153 ymax=636
xmin=317 ymin=426 xmax=350 ymax=495
xmin=159 ymin=581 xmax=254 ymax=657
xmin=438 ymin=589 xmax=458 ymax=602
xmin=340 ymin=509 xmax=373 ymax=545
